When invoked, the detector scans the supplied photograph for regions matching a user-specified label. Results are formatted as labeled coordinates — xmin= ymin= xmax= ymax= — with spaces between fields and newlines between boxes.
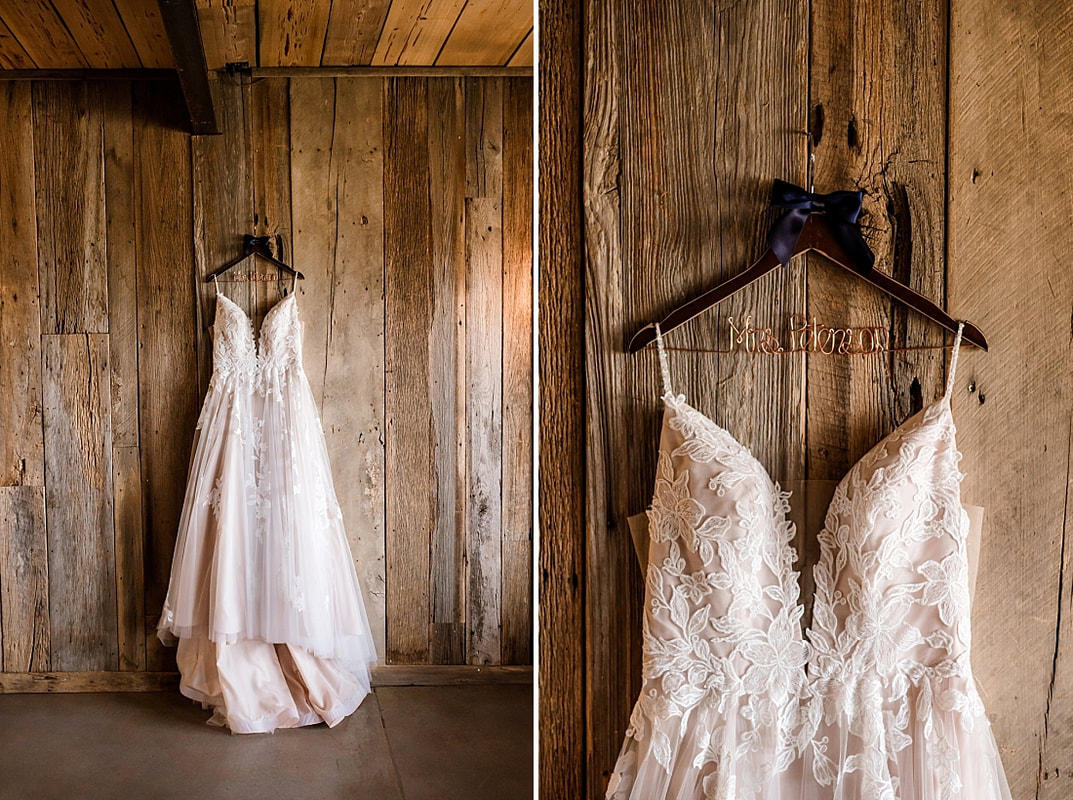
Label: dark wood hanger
xmin=204 ymin=235 xmax=305 ymax=282
xmin=627 ymin=213 xmax=987 ymax=352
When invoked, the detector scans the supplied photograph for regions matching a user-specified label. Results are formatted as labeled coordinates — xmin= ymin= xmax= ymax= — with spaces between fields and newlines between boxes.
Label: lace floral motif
xmin=610 ymin=396 xmax=805 ymax=798
xmin=609 ymin=391 xmax=1011 ymax=800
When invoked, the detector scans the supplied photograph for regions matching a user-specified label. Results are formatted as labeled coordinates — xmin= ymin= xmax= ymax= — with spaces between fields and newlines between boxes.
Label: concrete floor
xmin=0 ymin=684 xmax=532 ymax=800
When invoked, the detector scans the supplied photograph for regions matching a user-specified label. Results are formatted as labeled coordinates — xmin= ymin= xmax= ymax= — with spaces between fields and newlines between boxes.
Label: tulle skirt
xmin=158 ymin=367 xmax=377 ymax=733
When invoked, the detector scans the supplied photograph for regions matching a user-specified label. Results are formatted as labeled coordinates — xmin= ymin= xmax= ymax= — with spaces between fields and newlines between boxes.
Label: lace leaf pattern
xmin=609 ymin=395 xmax=805 ymax=798
xmin=609 ymin=393 xmax=1011 ymax=800
xmin=803 ymin=399 xmax=1002 ymax=799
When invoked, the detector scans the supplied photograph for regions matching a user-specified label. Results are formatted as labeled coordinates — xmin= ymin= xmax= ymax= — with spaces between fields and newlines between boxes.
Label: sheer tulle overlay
xmin=608 ymin=327 xmax=1011 ymax=799
xmin=158 ymin=293 xmax=376 ymax=734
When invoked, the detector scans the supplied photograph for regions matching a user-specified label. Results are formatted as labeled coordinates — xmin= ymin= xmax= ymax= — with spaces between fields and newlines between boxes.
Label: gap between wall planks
xmin=0 ymin=75 xmax=532 ymax=679
xmin=550 ymin=0 xmax=1070 ymax=796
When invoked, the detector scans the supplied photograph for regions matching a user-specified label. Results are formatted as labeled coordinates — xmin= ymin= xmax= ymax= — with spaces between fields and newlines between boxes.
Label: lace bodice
xmin=212 ymin=293 xmax=303 ymax=382
xmin=607 ymin=324 xmax=1012 ymax=800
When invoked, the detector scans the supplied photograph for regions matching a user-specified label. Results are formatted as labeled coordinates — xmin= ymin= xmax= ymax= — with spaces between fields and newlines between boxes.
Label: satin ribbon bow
xmin=767 ymin=179 xmax=875 ymax=272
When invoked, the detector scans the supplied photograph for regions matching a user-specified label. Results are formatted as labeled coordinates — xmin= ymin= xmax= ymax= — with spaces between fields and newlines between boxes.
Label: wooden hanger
xmin=204 ymin=234 xmax=305 ymax=282
xmin=627 ymin=189 xmax=987 ymax=353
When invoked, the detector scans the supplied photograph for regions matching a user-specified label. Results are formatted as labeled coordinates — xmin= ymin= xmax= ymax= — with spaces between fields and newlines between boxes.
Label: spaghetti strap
xmin=654 ymin=322 xmax=673 ymax=397
xmin=944 ymin=322 xmax=965 ymax=399
xmin=213 ymin=274 xmax=219 ymax=297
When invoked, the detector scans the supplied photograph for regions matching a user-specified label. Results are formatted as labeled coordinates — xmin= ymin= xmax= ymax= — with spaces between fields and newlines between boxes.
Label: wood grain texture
xmin=246 ymin=77 xmax=293 ymax=330
xmin=426 ymin=77 xmax=467 ymax=665
xmin=0 ymin=18 xmax=34 ymax=69
xmin=111 ymin=0 xmax=174 ymax=68
xmin=436 ymin=0 xmax=531 ymax=67
xmin=384 ymin=77 xmax=435 ymax=664
xmin=372 ymin=0 xmax=467 ymax=66
xmin=103 ymin=82 xmax=139 ymax=449
xmin=291 ymin=77 xmax=389 ymax=659
xmin=0 ymin=82 xmax=42 ymax=488
xmin=50 ymin=0 xmax=141 ymax=68
xmin=948 ymin=3 xmax=1073 ymax=797
xmin=192 ymin=77 xmax=253 ymax=393
xmin=0 ymin=671 xmax=179 ymax=693
xmin=807 ymin=0 xmax=948 ymax=493
xmin=500 ymin=77 xmax=532 ymax=665
xmin=196 ymin=0 xmax=256 ymax=71
xmin=465 ymin=195 xmax=503 ymax=666
xmin=0 ymin=487 xmax=49 ymax=672
xmin=0 ymin=5 xmax=87 ymax=68
xmin=132 ymin=81 xmax=197 ymax=672
xmin=258 ymin=0 xmax=331 ymax=67
xmin=42 ymin=333 xmax=117 ymax=671
xmin=507 ymin=29 xmax=533 ymax=68
xmin=322 ymin=0 xmax=392 ymax=66
xmin=538 ymin=0 xmax=586 ymax=794
xmin=111 ymin=445 xmax=145 ymax=671
xmin=465 ymin=78 xmax=504 ymax=666
xmin=33 ymin=81 xmax=109 ymax=336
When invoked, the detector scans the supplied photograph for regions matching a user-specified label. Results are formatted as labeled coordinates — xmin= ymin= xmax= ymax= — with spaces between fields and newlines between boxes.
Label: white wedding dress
xmin=158 ymin=289 xmax=377 ymax=734
xmin=607 ymin=325 xmax=1011 ymax=799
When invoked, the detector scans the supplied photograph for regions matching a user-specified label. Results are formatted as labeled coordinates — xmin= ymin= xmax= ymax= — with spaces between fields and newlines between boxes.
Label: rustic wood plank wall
xmin=0 ymin=75 xmax=533 ymax=678
xmin=541 ymin=0 xmax=1071 ymax=796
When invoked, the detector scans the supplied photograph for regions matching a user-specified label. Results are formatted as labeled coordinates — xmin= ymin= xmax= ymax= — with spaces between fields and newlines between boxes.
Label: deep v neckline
xmin=215 ymin=292 xmax=297 ymax=354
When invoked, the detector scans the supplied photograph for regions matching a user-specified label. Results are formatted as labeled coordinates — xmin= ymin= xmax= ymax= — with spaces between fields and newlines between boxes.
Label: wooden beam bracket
xmin=157 ymin=0 xmax=219 ymax=135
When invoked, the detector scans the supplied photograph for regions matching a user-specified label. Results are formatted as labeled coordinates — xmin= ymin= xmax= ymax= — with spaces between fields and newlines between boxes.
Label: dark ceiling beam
xmin=0 ymin=70 xmax=175 ymax=81
xmin=157 ymin=0 xmax=219 ymax=135
xmin=245 ymin=66 xmax=534 ymax=79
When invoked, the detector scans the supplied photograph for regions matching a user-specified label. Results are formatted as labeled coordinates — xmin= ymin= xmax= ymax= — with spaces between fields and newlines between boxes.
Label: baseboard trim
xmin=0 ymin=665 xmax=532 ymax=693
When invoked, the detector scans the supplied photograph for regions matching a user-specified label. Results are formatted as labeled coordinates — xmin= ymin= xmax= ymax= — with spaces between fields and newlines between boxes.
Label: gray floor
xmin=0 ymin=685 xmax=532 ymax=800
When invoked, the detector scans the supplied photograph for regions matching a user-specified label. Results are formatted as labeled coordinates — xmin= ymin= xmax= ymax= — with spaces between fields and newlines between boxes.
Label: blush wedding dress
xmin=606 ymin=324 xmax=1011 ymax=800
xmin=157 ymin=285 xmax=377 ymax=734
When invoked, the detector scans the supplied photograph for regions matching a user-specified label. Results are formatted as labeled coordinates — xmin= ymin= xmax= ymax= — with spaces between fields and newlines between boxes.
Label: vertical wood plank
xmin=258 ymin=0 xmax=332 ymax=67
xmin=291 ymin=77 xmax=389 ymax=660
xmin=465 ymin=196 xmax=503 ymax=666
xmin=949 ymin=3 xmax=1073 ymax=797
xmin=371 ymin=0 xmax=467 ymax=67
xmin=0 ymin=82 xmax=42 ymax=489
xmin=464 ymin=78 xmax=503 ymax=666
xmin=112 ymin=445 xmax=144 ymax=671
xmin=500 ymin=77 xmax=532 ymax=665
xmin=807 ymin=0 xmax=948 ymax=491
xmin=383 ymin=77 xmax=434 ymax=664
xmin=104 ymin=82 xmax=139 ymax=448
xmin=110 ymin=0 xmax=174 ymax=69
xmin=0 ymin=486 xmax=49 ymax=672
xmin=33 ymin=81 xmax=109 ymax=336
xmin=426 ymin=77 xmax=467 ymax=665
xmin=193 ymin=78 xmax=253 ymax=396
xmin=133 ymin=81 xmax=197 ymax=672
xmin=538 ymin=0 xmax=586 ymax=790
xmin=103 ymin=81 xmax=145 ymax=672
xmin=42 ymin=333 xmax=118 ymax=671
xmin=322 ymin=0 xmax=393 ymax=66
xmin=50 ymin=0 xmax=141 ymax=68
xmin=246 ymin=78 xmax=293 ymax=330
xmin=196 ymin=0 xmax=256 ymax=71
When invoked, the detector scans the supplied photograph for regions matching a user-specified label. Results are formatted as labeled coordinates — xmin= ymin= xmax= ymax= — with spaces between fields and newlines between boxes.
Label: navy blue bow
xmin=767 ymin=179 xmax=874 ymax=272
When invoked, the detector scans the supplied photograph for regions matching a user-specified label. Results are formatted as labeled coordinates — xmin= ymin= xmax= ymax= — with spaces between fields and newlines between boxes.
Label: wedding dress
xmin=158 ymin=285 xmax=377 ymax=734
xmin=606 ymin=324 xmax=1011 ymax=800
